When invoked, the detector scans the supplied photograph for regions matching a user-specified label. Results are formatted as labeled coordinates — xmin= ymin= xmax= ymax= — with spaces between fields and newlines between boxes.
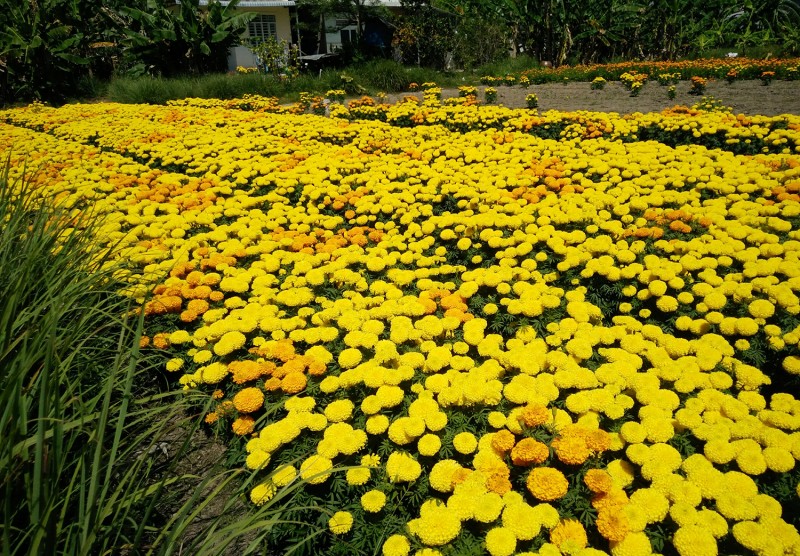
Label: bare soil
xmin=386 ymin=79 xmax=800 ymax=116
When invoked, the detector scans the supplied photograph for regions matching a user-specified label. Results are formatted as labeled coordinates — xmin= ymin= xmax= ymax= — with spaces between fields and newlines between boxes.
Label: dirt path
xmin=385 ymin=79 xmax=800 ymax=116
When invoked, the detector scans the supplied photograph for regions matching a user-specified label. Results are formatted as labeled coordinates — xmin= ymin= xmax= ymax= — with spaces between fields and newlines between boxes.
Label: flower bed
xmin=2 ymin=98 xmax=800 ymax=555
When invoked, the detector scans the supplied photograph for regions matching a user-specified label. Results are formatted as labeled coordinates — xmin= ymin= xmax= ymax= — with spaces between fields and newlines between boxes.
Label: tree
xmin=117 ymin=0 xmax=254 ymax=76
xmin=0 ymin=0 xmax=118 ymax=103
xmin=394 ymin=0 xmax=459 ymax=68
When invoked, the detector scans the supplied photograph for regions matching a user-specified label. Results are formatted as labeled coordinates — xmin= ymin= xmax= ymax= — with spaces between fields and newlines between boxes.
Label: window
xmin=340 ymin=29 xmax=357 ymax=44
xmin=248 ymin=15 xmax=277 ymax=43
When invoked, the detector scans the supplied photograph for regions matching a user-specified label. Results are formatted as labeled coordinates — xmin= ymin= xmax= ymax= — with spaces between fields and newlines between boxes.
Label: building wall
xmin=228 ymin=7 xmax=293 ymax=71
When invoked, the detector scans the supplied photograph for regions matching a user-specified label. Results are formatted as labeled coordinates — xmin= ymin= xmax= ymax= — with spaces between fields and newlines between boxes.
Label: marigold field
xmin=3 ymin=94 xmax=800 ymax=556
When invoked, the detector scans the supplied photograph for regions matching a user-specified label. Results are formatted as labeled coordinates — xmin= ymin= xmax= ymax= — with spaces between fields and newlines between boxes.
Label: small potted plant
xmin=484 ymin=87 xmax=497 ymax=104
xmin=667 ymin=85 xmax=676 ymax=100
xmin=525 ymin=93 xmax=539 ymax=109
xmin=590 ymin=76 xmax=606 ymax=90
xmin=760 ymin=71 xmax=775 ymax=86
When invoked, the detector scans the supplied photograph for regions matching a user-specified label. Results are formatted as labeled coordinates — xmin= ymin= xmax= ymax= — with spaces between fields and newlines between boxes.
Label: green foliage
xmin=0 ymin=0 xmax=115 ymax=104
xmin=117 ymin=0 xmax=254 ymax=77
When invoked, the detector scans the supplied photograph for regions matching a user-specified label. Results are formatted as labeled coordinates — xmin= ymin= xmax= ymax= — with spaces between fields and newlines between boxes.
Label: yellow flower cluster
xmin=3 ymin=96 xmax=800 ymax=555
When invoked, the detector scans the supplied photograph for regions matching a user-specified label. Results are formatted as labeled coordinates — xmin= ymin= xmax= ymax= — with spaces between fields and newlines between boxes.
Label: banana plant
xmin=117 ymin=0 xmax=253 ymax=76
xmin=0 ymin=0 xmax=92 ymax=103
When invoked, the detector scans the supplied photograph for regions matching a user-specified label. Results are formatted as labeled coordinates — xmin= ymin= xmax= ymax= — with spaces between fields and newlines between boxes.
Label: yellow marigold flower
xmin=429 ymin=459 xmax=462 ymax=492
xmin=346 ymin=467 xmax=371 ymax=486
xmin=272 ymin=464 xmax=297 ymax=487
xmin=328 ymin=511 xmax=353 ymax=535
xmin=418 ymin=433 xmax=442 ymax=456
xmin=366 ymin=414 xmax=390 ymax=434
xmin=382 ymin=534 xmax=411 ymax=556
xmin=386 ymin=451 xmax=422 ymax=482
xmin=199 ymin=362 xmax=228 ymax=384
xmin=501 ymin=501 xmax=541 ymax=540
xmin=453 ymin=432 xmax=478 ymax=454
xmin=361 ymin=489 xmax=386 ymax=512
xmin=338 ymin=347 xmax=362 ymax=369
xmin=361 ymin=453 xmax=381 ymax=467
xmin=245 ymin=450 xmax=270 ymax=470
xmin=165 ymin=357 xmax=184 ymax=372
xmin=550 ymin=518 xmax=588 ymax=553
xmin=250 ymin=481 xmax=276 ymax=506
xmin=526 ymin=467 xmax=568 ymax=501
xmin=748 ymin=299 xmax=775 ymax=319
xmin=299 ymin=455 xmax=333 ymax=484
xmin=610 ymin=531 xmax=651 ymax=556
xmin=408 ymin=500 xmax=461 ymax=546
xmin=488 ymin=411 xmax=507 ymax=428
xmin=213 ymin=330 xmax=247 ymax=356
xmin=628 ymin=487 xmax=668 ymax=522
xmin=233 ymin=387 xmax=264 ymax=413
xmin=324 ymin=399 xmax=354 ymax=422
xmin=736 ymin=447 xmax=767 ymax=475
xmin=732 ymin=521 xmax=775 ymax=554
xmin=703 ymin=292 xmax=727 ymax=311
xmin=783 ymin=355 xmax=800 ymax=375
xmin=485 ymin=526 xmax=517 ymax=556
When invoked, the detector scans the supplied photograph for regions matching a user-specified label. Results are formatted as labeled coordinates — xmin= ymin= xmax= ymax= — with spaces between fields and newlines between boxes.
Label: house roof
xmin=198 ymin=0 xmax=296 ymax=6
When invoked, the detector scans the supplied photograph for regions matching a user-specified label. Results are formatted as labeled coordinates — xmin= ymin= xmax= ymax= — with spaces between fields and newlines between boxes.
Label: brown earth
xmin=385 ymin=79 xmax=800 ymax=116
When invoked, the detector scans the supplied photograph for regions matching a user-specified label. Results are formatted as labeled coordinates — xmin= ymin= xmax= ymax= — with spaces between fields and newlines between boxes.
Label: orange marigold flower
xmin=180 ymin=310 xmax=199 ymax=322
xmin=492 ymin=430 xmax=517 ymax=453
xmin=217 ymin=400 xmax=236 ymax=417
xmin=526 ymin=467 xmax=568 ymax=501
xmin=232 ymin=415 xmax=255 ymax=435
xmin=188 ymin=285 xmax=212 ymax=299
xmin=212 ymin=389 xmax=224 ymax=400
xmin=584 ymin=468 xmax=614 ymax=493
xmin=307 ymin=359 xmax=327 ymax=376
xmin=486 ymin=472 xmax=513 ymax=495
xmin=592 ymin=488 xmax=629 ymax=512
xmin=270 ymin=340 xmax=296 ymax=362
xmin=520 ymin=404 xmax=549 ymax=428
xmin=229 ymin=360 xmax=265 ymax=384
xmin=264 ymin=377 xmax=282 ymax=391
xmin=233 ymin=387 xmax=265 ymax=413
xmin=282 ymin=357 xmax=308 ymax=374
xmin=511 ymin=438 xmax=550 ymax=466
xmin=204 ymin=411 xmax=219 ymax=424
xmin=452 ymin=467 xmax=472 ymax=485
xmin=152 ymin=333 xmax=171 ymax=350
xmin=584 ymin=428 xmax=612 ymax=452
xmin=281 ymin=372 xmax=307 ymax=394
xmin=186 ymin=270 xmax=205 ymax=285
xmin=596 ymin=508 xmax=630 ymax=542
xmin=208 ymin=290 xmax=225 ymax=302
xmin=187 ymin=298 xmax=210 ymax=314
xmin=552 ymin=434 xmax=591 ymax=465
xmin=139 ymin=336 xmax=151 ymax=348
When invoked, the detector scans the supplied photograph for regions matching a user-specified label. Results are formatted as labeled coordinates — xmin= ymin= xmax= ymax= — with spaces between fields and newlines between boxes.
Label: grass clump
xmin=0 ymin=159 xmax=321 ymax=554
